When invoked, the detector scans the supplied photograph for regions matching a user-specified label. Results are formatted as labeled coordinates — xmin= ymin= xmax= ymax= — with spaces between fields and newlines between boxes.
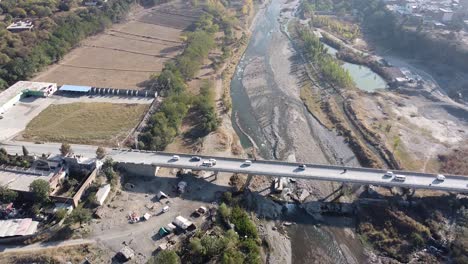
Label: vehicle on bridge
xmin=243 ymin=160 xmax=252 ymax=166
xmin=202 ymin=160 xmax=215 ymax=167
xmin=298 ymin=164 xmax=306 ymax=170
xmin=394 ymin=174 xmax=406 ymax=182
xmin=384 ymin=171 xmax=394 ymax=178
xmin=436 ymin=174 xmax=446 ymax=181
xmin=190 ymin=156 xmax=201 ymax=162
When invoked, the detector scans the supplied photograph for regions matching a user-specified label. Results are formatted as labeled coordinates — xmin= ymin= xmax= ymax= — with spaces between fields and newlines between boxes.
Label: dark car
xmin=190 ymin=156 xmax=201 ymax=162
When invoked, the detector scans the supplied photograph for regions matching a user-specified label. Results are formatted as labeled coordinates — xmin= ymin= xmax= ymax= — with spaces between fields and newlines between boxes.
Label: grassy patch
xmin=300 ymin=84 xmax=334 ymax=129
xmin=0 ymin=244 xmax=104 ymax=263
xmin=22 ymin=103 xmax=148 ymax=146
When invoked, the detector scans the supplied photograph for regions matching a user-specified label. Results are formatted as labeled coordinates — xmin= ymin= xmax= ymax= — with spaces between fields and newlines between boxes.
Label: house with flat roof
xmin=0 ymin=81 xmax=57 ymax=114
xmin=7 ymin=20 xmax=34 ymax=32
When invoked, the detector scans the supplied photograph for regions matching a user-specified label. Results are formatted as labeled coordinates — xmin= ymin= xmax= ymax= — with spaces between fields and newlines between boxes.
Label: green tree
xmin=149 ymin=250 xmax=181 ymax=264
xmin=29 ymin=179 xmax=50 ymax=205
xmin=0 ymin=186 xmax=18 ymax=203
xmin=11 ymin=8 xmax=27 ymax=18
xmin=219 ymin=202 xmax=231 ymax=221
xmin=96 ymin=146 xmax=106 ymax=159
xmin=60 ymin=143 xmax=72 ymax=156
xmin=190 ymin=237 xmax=205 ymax=255
xmin=55 ymin=208 xmax=68 ymax=221
xmin=67 ymin=206 xmax=92 ymax=225
xmin=222 ymin=248 xmax=244 ymax=264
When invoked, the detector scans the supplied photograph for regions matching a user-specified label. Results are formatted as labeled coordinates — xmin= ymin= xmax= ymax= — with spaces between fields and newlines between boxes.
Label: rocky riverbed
xmin=230 ymin=0 xmax=367 ymax=262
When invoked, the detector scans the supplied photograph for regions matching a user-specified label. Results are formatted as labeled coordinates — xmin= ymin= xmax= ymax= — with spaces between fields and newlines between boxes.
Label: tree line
xmin=296 ymin=25 xmax=354 ymax=88
xmin=139 ymin=2 xmax=242 ymax=150
xmin=0 ymin=0 xmax=134 ymax=90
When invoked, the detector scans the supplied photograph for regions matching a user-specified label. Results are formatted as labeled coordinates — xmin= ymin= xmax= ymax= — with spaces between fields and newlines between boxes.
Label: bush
xmin=55 ymin=208 xmax=68 ymax=221
xmin=0 ymin=186 xmax=18 ymax=203
xmin=410 ymin=232 xmax=424 ymax=248
xmin=230 ymin=207 xmax=258 ymax=239
xmin=218 ymin=203 xmax=231 ymax=222
xmin=149 ymin=250 xmax=181 ymax=264
xmin=66 ymin=206 xmax=92 ymax=225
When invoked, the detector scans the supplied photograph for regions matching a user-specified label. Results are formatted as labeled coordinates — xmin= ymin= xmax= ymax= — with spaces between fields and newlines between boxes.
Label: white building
xmin=95 ymin=184 xmax=111 ymax=206
xmin=0 ymin=81 xmax=57 ymax=114
xmin=7 ymin=20 xmax=34 ymax=32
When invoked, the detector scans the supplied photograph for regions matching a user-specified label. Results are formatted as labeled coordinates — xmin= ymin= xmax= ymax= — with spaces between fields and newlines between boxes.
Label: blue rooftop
xmin=59 ymin=85 xmax=92 ymax=92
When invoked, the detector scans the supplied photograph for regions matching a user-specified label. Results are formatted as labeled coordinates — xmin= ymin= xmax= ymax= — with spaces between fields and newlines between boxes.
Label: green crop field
xmin=22 ymin=102 xmax=148 ymax=146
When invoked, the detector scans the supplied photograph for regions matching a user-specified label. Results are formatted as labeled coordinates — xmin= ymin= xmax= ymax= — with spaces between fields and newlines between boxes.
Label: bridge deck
xmin=2 ymin=142 xmax=467 ymax=193
xmin=112 ymin=150 xmax=468 ymax=193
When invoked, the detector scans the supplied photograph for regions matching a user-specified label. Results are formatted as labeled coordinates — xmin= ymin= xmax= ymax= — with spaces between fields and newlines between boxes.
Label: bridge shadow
xmin=116 ymin=166 xmax=468 ymax=229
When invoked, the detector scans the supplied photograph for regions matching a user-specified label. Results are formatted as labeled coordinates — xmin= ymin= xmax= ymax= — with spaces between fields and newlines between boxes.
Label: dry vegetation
xmin=438 ymin=146 xmax=468 ymax=175
xmin=22 ymin=102 xmax=148 ymax=146
xmin=0 ymin=244 xmax=108 ymax=264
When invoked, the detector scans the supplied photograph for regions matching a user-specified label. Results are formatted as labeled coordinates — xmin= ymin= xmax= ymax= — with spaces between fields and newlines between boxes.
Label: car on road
xmin=394 ymin=174 xmax=406 ymax=182
xmin=202 ymin=160 xmax=214 ymax=167
xmin=172 ymin=155 xmax=180 ymax=161
xmin=298 ymin=164 xmax=306 ymax=170
xmin=243 ymin=160 xmax=252 ymax=166
xmin=209 ymin=158 xmax=217 ymax=165
xmin=436 ymin=174 xmax=446 ymax=181
xmin=190 ymin=156 xmax=201 ymax=162
xmin=384 ymin=171 xmax=394 ymax=178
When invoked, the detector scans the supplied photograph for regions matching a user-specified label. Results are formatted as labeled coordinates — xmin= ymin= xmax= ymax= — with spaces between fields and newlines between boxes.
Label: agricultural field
xmin=33 ymin=1 xmax=203 ymax=89
xmin=21 ymin=102 xmax=149 ymax=146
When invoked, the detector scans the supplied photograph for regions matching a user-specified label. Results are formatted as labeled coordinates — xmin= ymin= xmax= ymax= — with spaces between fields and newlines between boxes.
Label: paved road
xmin=2 ymin=141 xmax=468 ymax=193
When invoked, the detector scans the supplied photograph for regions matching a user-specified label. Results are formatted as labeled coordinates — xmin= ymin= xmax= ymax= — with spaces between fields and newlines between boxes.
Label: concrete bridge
xmin=2 ymin=141 xmax=468 ymax=193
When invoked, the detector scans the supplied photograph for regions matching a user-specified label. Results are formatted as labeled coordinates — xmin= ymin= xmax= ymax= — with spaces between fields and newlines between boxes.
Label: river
xmin=230 ymin=0 xmax=366 ymax=263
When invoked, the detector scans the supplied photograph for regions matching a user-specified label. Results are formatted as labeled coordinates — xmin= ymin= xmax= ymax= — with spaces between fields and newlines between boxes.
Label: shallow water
xmin=325 ymin=44 xmax=388 ymax=92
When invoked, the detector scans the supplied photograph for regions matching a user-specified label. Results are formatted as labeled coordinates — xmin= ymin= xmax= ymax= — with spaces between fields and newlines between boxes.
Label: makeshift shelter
xmin=157 ymin=191 xmax=168 ymax=200
xmin=118 ymin=246 xmax=134 ymax=261
xmin=142 ymin=213 xmax=151 ymax=221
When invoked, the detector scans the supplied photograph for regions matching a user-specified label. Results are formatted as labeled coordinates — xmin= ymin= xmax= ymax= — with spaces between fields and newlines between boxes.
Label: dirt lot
xmin=86 ymin=168 xmax=231 ymax=263
xmin=33 ymin=1 xmax=202 ymax=89
xmin=20 ymin=102 xmax=149 ymax=146
xmin=350 ymin=89 xmax=468 ymax=172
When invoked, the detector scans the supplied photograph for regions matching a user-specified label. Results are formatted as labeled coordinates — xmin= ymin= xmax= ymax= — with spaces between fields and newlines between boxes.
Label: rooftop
xmin=0 ymin=218 xmax=38 ymax=237
xmin=0 ymin=81 xmax=56 ymax=108
xmin=0 ymin=166 xmax=56 ymax=192
xmin=7 ymin=20 xmax=33 ymax=31
xmin=59 ymin=85 xmax=92 ymax=93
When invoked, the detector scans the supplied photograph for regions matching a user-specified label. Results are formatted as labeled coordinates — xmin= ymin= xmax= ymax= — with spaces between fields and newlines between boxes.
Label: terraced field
xmin=33 ymin=0 xmax=203 ymax=89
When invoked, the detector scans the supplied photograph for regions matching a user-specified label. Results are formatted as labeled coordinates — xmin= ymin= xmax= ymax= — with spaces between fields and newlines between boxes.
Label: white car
xmin=436 ymin=174 xmax=446 ymax=181
xmin=209 ymin=158 xmax=217 ymax=165
xmin=298 ymin=164 xmax=306 ymax=170
xmin=384 ymin=171 xmax=394 ymax=178
xmin=243 ymin=160 xmax=252 ymax=166
xmin=394 ymin=174 xmax=406 ymax=182
xmin=172 ymin=155 xmax=180 ymax=161
xmin=202 ymin=160 xmax=214 ymax=167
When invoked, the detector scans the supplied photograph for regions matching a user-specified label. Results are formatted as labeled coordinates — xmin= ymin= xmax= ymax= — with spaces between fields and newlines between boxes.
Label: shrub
xmin=149 ymin=250 xmax=181 ymax=264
